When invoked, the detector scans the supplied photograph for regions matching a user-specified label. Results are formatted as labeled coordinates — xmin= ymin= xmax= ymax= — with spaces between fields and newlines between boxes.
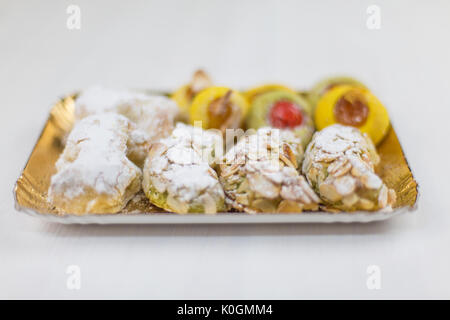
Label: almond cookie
xmin=142 ymin=123 xmax=225 ymax=214
xmin=302 ymin=124 xmax=396 ymax=211
xmin=220 ymin=127 xmax=320 ymax=213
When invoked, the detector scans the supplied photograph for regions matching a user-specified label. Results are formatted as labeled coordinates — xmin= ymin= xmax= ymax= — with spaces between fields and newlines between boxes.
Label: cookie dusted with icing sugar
xmin=48 ymin=113 xmax=142 ymax=215
xmin=302 ymin=124 xmax=396 ymax=211
xmin=75 ymin=86 xmax=179 ymax=167
xmin=219 ymin=127 xmax=320 ymax=213
xmin=142 ymin=123 xmax=226 ymax=214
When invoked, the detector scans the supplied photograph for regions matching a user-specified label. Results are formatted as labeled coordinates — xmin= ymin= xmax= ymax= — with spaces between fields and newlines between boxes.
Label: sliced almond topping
xmin=207 ymin=167 xmax=218 ymax=179
xmin=297 ymin=188 xmax=311 ymax=204
xmin=319 ymin=183 xmax=342 ymax=202
xmin=279 ymin=153 xmax=296 ymax=168
xmin=332 ymin=162 xmax=352 ymax=177
xmin=361 ymin=152 xmax=377 ymax=168
xmin=277 ymin=200 xmax=304 ymax=213
xmin=280 ymin=184 xmax=299 ymax=201
xmin=148 ymin=142 xmax=168 ymax=159
xmin=248 ymin=173 xmax=280 ymax=199
xmin=351 ymin=166 xmax=362 ymax=177
xmin=321 ymin=206 xmax=341 ymax=213
xmin=280 ymin=144 xmax=298 ymax=168
xmin=150 ymin=175 xmax=167 ymax=194
xmin=361 ymin=172 xmax=383 ymax=189
xmin=200 ymin=194 xmax=217 ymax=214
xmin=358 ymin=198 xmax=374 ymax=210
xmin=299 ymin=178 xmax=321 ymax=203
xmin=167 ymin=194 xmax=189 ymax=214
xmin=387 ymin=189 xmax=397 ymax=206
xmin=236 ymin=178 xmax=249 ymax=193
xmin=221 ymin=163 xmax=240 ymax=178
xmin=307 ymin=166 xmax=319 ymax=183
xmin=333 ymin=176 xmax=356 ymax=196
xmin=342 ymin=193 xmax=359 ymax=207
xmin=303 ymin=203 xmax=319 ymax=211
xmin=235 ymin=194 xmax=250 ymax=206
xmin=280 ymin=179 xmax=314 ymax=204
xmin=316 ymin=153 xmax=339 ymax=163
xmin=251 ymin=198 xmax=277 ymax=213
xmin=327 ymin=158 xmax=348 ymax=175
xmin=378 ymin=184 xmax=388 ymax=208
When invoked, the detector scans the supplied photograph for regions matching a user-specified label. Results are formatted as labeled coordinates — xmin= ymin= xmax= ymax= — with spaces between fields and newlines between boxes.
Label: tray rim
xmin=13 ymin=202 xmax=416 ymax=224
xmin=13 ymin=92 xmax=420 ymax=224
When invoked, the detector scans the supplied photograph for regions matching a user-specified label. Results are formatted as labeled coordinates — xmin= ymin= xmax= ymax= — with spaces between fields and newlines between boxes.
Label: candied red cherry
xmin=269 ymin=100 xmax=304 ymax=129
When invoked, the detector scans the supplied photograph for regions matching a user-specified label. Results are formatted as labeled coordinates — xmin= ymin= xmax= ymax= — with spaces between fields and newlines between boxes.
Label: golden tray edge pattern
xmin=13 ymin=93 xmax=419 ymax=224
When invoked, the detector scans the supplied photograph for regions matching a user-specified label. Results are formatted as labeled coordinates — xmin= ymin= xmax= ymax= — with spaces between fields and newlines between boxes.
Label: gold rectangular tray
xmin=13 ymin=93 xmax=419 ymax=224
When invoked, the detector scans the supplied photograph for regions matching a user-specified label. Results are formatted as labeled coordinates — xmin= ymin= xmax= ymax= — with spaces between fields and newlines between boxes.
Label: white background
xmin=1 ymin=0 xmax=450 ymax=299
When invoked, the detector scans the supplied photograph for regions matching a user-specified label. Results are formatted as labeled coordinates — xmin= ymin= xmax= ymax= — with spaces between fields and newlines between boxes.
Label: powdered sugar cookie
xmin=142 ymin=123 xmax=225 ymax=214
xmin=75 ymin=86 xmax=179 ymax=167
xmin=48 ymin=113 xmax=142 ymax=214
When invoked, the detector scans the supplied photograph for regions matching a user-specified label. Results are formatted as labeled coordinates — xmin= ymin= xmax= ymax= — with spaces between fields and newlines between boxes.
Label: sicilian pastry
xmin=308 ymin=76 xmax=367 ymax=110
xmin=302 ymin=124 xmax=396 ymax=211
xmin=171 ymin=70 xmax=213 ymax=121
xmin=75 ymin=86 xmax=179 ymax=167
xmin=189 ymin=86 xmax=249 ymax=133
xmin=142 ymin=123 xmax=226 ymax=214
xmin=246 ymin=90 xmax=315 ymax=148
xmin=244 ymin=84 xmax=297 ymax=105
xmin=314 ymin=85 xmax=390 ymax=145
xmin=219 ymin=127 xmax=320 ymax=213
xmin=48 ymin=114 xmax=142 ymax=214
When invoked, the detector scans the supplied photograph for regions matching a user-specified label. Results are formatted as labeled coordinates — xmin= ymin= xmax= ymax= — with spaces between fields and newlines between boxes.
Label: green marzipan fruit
xmin=246 ymin=90 xmax=315 ymax=148
xmin=307 ymin=76 xmax=367 ymax=110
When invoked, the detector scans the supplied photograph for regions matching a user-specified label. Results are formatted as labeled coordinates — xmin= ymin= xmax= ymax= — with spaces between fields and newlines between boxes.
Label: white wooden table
xmin=1 ymin=0 xmax=449 ymax=299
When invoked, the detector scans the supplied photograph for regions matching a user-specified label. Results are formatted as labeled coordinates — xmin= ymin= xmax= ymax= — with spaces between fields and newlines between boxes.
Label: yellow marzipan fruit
xmin=315 ymin=85 xmax=390 ymax=145
xmin=190 ymin=86 xmax=249 ymax=129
